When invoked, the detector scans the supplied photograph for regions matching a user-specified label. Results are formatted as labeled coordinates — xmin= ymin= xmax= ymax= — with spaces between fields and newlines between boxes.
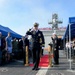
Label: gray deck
xmin=0 ymin=50 xmax=75 ymax=75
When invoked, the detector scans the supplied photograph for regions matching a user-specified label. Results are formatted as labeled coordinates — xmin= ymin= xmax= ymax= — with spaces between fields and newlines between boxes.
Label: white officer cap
xmin=52 ymin=33 xmax=56 ymax=35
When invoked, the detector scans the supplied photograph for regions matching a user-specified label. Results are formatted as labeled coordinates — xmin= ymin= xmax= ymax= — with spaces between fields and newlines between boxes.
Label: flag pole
xmin=69 ymin=23 xmax=72 ymax=70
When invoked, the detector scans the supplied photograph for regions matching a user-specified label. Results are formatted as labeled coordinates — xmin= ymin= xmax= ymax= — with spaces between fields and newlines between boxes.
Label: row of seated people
xmin=0 ymin=37 xmax=32 ymax=66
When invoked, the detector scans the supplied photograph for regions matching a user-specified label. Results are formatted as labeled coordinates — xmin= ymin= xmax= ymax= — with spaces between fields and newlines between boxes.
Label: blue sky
xmin=0 ymin=0 xmax=75 ymax=35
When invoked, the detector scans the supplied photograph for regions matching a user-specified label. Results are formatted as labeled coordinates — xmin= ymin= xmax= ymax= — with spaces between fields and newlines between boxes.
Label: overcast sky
xmin=0 ymin=0 xmax=75 ymax=35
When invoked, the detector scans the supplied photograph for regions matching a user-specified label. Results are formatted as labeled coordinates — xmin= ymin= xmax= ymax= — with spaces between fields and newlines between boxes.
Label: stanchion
xmin=48 ymin=45 xmax=53 ymax=67
xmin=48 ymin=52 xmax=52 ymax=67
xmin=24 ymin=46 xmax=29 ymax=66
xmin=44 ymin=44 xmax=53 ymax=67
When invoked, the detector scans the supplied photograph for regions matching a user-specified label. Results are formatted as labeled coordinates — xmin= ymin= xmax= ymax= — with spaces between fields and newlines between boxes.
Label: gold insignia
xmin=40 ymin=38 xmax=42 ymax=43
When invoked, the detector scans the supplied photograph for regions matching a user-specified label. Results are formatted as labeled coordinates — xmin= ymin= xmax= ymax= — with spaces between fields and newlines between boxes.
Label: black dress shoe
xmin=35 ymin=68 xmax=40 ymax=71
xmin=54 ymin=63 xmax=59 ymax=65
xmin=32 ymin=67 xmax=35 ymax=70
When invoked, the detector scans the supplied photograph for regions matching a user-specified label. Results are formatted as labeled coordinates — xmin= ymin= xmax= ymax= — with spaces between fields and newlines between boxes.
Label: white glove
xmin=42 ymin=47 xmax=44 ymax=49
